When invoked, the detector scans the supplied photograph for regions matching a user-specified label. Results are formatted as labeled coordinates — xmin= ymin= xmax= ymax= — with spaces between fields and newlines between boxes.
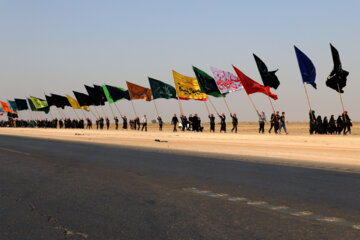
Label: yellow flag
xmin=66 ymin=95 xmax=89 ymax=112
xmin=172 ymin=70 xmax=208 ymax=100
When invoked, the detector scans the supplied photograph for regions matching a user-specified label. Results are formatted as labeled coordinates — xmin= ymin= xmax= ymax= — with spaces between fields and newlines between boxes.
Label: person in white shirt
xmin=141 ymin=115 xmax=147 ymax=132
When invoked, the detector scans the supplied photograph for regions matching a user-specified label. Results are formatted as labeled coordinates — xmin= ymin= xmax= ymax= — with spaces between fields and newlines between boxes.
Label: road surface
xmin=0 ymin=134 xmax=360 ymax=239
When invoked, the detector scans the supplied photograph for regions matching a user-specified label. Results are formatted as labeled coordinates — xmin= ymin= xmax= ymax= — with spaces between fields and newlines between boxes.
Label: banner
xmin=51 ymin=94 xmax=71 ymax=109
xmin=73 ymin=91 xmax=94 ymax=106
xmin=148 ymin=78 xmax=177 ymax=100
xmin=193 ymin=66 xmax=223 ymax=98
xmin=126 ymin=81 xmax=152 ymax=101
xmin=172 ymin=70 xmax=208 ymax=101
xmin=15 ymin=99 xmax=29 ymax=111
xmin=294 ymin=46 xmax=317 ymax=89
xmin=253 ymin=54 xmax=280 ymax=89
xmin=0 ymin=101 xmax=11 ymax=112
xmin=102 ymin=85 xmax=130 ymax=103
xmin=210 ymin=66 xmax=243 ymax=94
xmin=27 ymin=98 xmax=49 ymax=114
xmin=30 ymin=96 xmax=48 ymax=109
xmin=66 ymin=95 xmax=89 ymax=111
xmin=326 ymin=44 xmax=349 ymax=93
xmin=8 ymin=100 xmax=18 ymax=112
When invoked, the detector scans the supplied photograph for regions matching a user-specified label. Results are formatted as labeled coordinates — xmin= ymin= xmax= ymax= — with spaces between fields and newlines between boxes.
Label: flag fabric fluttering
xmin=103 ymin=85 xmax=130 ymax=103
xmin=326 ymin=44 xmax=349 ymax=93
xmin=253 ymin=54 xmax=280 ymax=89
xmin=93 ymin=85 xmax=107 ymax=105
xmin=85 ymin=85 xmax=104 ymax=106
xmin=232 ymin=65 xmax=278 ymax=100
xmin=27 ymin=98 xmax=49 ymax=114
xmin=30 ymin=96 xmax=48 ymax=109
xmin=8 ymin=100 xmax=18 ymax=112
xmin=294 ymin=46 xmax=317 ymax=89
xmin=126 ymin=81 xmax=152 ymax=101
xmin=148 ymin=78 xmax=177 ymax=100
xmin=0 ymin=105 xmax=4 ymax=113
xmin=0 ymin=101 xmax=12 ymax=112
xmin=15 ymin=99 xmax=29 ymax=111
xmin=193 ymin=66 xmax=223 ymax=98
xmin=45 ymin=95 xmax=56 ymax=107
xmin=210 ymin=66 xmax=243 ymax=94
xmin=66 ymin=95 xmax=89 ymax=111
xmin=51 ymin=94 xmax=71 ymax=109
xmin=73 ymin=91 xmax=94 ymax=107
xmin=172 ymin=70 xmax=208 ymax=101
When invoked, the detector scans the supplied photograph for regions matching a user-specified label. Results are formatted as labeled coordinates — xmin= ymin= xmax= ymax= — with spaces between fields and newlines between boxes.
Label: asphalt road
xmin=0 ymin=134 xmax=360 ymax=240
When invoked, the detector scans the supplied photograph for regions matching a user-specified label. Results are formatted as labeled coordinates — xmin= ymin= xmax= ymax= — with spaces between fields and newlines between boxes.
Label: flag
xmin=126 ymin=81 xmax=152 ymax=101
xmin=148 ymin=78 xmax=177 ymax=100
xmin=85 ymin=85 xmax=104 ymax=106
xmin=210 ymin=66 xmax=244 ymax=94
xmin=30 ymin=96 xmax=48 ymax=109
xmin=7 ymin=112 xmax=18 ymax=118
xmin=232 ymin=65 xmax=278 ymax=100
xmin=0 ymin=101 xmax=12 ymax=112
xmin=326 ymin=44 xmax=349 ymax=93
xmin=73 ymin=91 xmax=94 ymax=106
xmin=0 ymin=105 xmax=4 ymax=113
xmin=27 ymin=98 xmax=49 ymax=114
xmin=294 ymin=46 xmax=316 ymax=89
xmin=15 ymin=99 xmax=29 ymax=111
xmin=8 ymin=100 xmax=18 ymax=112
xmin=51 ymin=94 xmax=71 ymax=109
xmin=172 ymin=70 xmax=208 ymax=101
xmin=192 ymin=66 xmax=223 ymax=98
xmin=253 ymin=54 xmax=280 ymax=89
xmin=102 ymin=85 xmax=130 ymax=103
xmin=93 ymin=85 xmax=107 ymax=105
xmin=66 ymin=94 xmax=89 ymax=111
xmin=45 ymin=95 xmax=56 ymax=107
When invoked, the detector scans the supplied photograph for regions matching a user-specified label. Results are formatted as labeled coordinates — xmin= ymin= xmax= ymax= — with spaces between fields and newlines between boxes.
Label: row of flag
xmin=0 ymin=44 xmax=349 ymax=118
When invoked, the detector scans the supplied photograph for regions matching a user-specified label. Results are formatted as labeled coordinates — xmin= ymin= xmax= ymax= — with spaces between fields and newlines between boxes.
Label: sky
xmin=0 ymin=0 xmax=359 ymax=122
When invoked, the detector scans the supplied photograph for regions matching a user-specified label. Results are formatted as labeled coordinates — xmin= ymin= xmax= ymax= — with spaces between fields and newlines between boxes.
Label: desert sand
xmin=0 ymin=122 xmax=359 ymax=172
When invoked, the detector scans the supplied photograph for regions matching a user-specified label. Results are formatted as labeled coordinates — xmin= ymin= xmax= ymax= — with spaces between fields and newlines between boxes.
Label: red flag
xmin=232 ymin=65 xmax=278 ymax=100
xmin=0 ymin=101 xmax=12 ymax=112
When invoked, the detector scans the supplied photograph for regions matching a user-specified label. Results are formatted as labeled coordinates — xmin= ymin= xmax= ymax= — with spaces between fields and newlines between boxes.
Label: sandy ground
xmin=0 ymin=122 xmax=359 ymax=171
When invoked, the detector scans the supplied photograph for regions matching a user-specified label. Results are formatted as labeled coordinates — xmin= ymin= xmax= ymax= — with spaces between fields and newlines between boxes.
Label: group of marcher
xmin=0 ymin=110 xmax=353 ymax=135
xmin=309 ymin=110 xmax=352 ymax=135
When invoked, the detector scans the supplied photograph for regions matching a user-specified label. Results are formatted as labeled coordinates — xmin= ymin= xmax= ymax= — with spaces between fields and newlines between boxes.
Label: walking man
xmin=171 ymin=114 xmax=178 ymax=132
xmin=259 ymin=111 xmax=266 ymax=134
xmin=219 ymin=113 xmax=226 ymax=133
xmin=279 ymin=112 xmax=288 ymax=134
xmin=209 ymin=114 xmax=215 ymax=132
xmin=230 ymin=113 xmax=238 ymax=133
xmin=141 ymin=115 xmax=147 ymax=131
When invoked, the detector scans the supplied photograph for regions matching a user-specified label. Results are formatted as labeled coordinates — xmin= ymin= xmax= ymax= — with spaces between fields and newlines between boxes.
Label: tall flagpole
xmin=266 ymin=88 xmax=276 ymax=114
xmin=246 ymin=94 xmax=261 ymax=117
xmin=303 ymin=83 xmax=314 ymax=121
xmin=208 ymin=98 xmax=219 ymax=115
xmin=177 ymin=98 xmax=184 ymax=116
xmin=204 ymin=101 xmax=210 ymax=115
xmin=114 ymin=102 xmax=123 ymax=117
xmin=130 ymin=100 xmax=138 ymax=118
xmin=337 ymin=83 xmax=345 ymax=113
xmin=108 ymin=102 xmax=116 ymax=119
xmin=153 ymin=99 xmax=160 ymax=117
xmin=223 ymin=98 xmax=232 ymax=115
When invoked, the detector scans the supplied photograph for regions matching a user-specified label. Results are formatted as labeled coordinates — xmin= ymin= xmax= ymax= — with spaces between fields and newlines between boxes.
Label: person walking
xmin=157 ymin=116 xmax=163 ymax=131
xmin=218 ymin=113 xmax=226 ymax=133
xmin=114 ymin=117 xmax=119 ymax=130
xmin=122 ymin=115 xmax=128 ymax=130
xmin=259 ymin=111 xmax=266 ymax=134
xmin=106 ymin=118 xmax=110 ymax=130
xmin=230 ymin=113 xmax=238 ymax=133
xmin=279 ymin=112 xmax=288 ymax=134
xmin=208 ymin=114 xmax=215 ymax=132
xmin=171 ymin=114 xmax=178 ymax=132
xmin=141 ymin=115 xmax=147 ymax=131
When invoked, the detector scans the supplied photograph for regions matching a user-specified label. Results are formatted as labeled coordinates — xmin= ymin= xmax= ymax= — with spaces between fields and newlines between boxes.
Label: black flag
xmin=14 ymin=98 xmax=29 ymax=110
xmin=106 ymin=85 xmax=130 ymax=101
xmin=51 ymin=94 xmax=71 ymax=109
xmin=85 ymin=85 xmax=103 ymax=106
xmin=73 ymin=91 xmax=94 ymax=107
xmin=45 ymin=95 xmax=56 ymax=107
xmin=326 ymin=44 xmax=349 ymax=93
xmin=253 ymin=54 xmax=280 ymax=89
xmin=93 ymin=85 xmax=107 ymax=105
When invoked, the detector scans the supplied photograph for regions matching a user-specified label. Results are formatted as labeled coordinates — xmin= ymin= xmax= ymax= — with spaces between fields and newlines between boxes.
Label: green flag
xmin=27 ymin=98 xmax=50 ymax=114
xmin=30 ymin=96 xmax=48 ymax=109
xmin=8 ymin=100 xmax=18 ymax=111
xmin=193 ymin=66 xmax=224 ymax=98
xmin=148 ymin=77 xmax=177 ymax=100
xmin=102 ymin=85 xmax=130 ymax=103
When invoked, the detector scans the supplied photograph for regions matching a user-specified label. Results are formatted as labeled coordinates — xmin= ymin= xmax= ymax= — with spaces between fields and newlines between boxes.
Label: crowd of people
xmin=0 ymin=111 xmax=353 ymax=135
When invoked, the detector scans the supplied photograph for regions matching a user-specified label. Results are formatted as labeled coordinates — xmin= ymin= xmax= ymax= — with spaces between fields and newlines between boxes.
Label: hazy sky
xmin=0 ymin=0 xmax=359 ymax=122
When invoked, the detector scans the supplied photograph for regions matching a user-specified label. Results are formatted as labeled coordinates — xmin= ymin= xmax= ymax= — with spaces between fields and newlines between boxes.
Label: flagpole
xmin=177 ymin=98 xmax=184 ymax=116
xmin=80 ymin=109 xmax=87 ymax=119
xmin=100 ymin=105 xmax=107 ymax=118
xmin=130 ymin=100 xmax=138 ymax=118
xmin=223 ymin=98 xmax=232 ymax=115
xmin=208 ymin=98 xmax=219 ymax=115
xmin=93 ymin=106 xmax=100 ymax=118
xmin=153 ymin=99 xmax=160 ymax=117
xmin=108 ymin=102 xmax=116 ymax=119
xmin=114 ymin=102 xmax=123 ymax=117
xmin=337 ymin=83 xmax=346 ymax=114
xmin=204 ymin=101 xmax=210 ymax=115
xmin=302 ymin=83 xmax=314 ymax=121
xmin=266 ymin=88 xmax=276 ymax=114
xmin=72 ymin=108 xmax=80 ymax=120
xmin=246 ymin=94 xmax=261 ymax=117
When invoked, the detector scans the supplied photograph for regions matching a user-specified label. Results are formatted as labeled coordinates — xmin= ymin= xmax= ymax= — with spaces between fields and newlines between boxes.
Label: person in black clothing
xmin=309 ymin=110 xmax=316 ymax=134
xmin=193 ymin=114 xmax=199 ymax=132
xmin=230 ymin=113 xmax=238 ymax=133
xmin=336 ymin=115 xmax=343 ymax=134
xmin=114 ymin=117 xmax=119 ymax=130
xmin=100 ymin=118 xmax=104 ymax=130
xmin=315 ymin=116 xmax=322 ymax=134
xmin=218 ymin=113 xmax=226 ymax=133
xmin=157 ymin=116 xmax=163 ymax=131
xmin=171 ymin=114 xmax=178 ymax=132
xmin=135 ymin=117 xmax=140 ymax=130
xmin=322 ymin=116 xmax=329 ymax=134
xmin=328 ymin=115 xmax=336 ymax=134
xmin=275 ymin=111 xmax=280 ymax=133
xmin=106 ymin=118 xmax=110 ymax=130
xmin=209 ymin=114 xmax=215 ymax=132
xmin=96 ymin=119 xmax=99 ymax=130
xmin=268 ymin=112 xmax=276 ymax=133
xmin=342 ymin=111 xmax=352 ymax=135
xmin=279 ymin=112 xmax=288 ymax=134
xmin=181 ymin=115 xmax=187 ymax=132
xmin=122 ymin=116 xmax=128 ymax=129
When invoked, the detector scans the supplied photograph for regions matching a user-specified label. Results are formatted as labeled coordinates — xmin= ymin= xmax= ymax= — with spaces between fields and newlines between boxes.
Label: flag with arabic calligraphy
xmin=210 ymin=66 xmax=244 ymax=94
xmin=126 ymin=81 xmax=152 ymax=101
xmin=172 ymin=70 xmax=208 ymax=101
